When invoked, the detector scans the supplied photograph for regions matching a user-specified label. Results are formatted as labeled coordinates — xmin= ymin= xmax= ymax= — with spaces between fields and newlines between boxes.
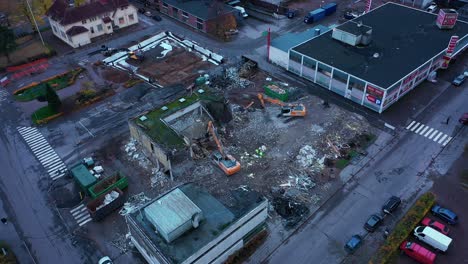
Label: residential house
xmin=153 ymin=0 xmax=237 ymax=36
xmin=46 ymin=0 xmax=139 ymax=48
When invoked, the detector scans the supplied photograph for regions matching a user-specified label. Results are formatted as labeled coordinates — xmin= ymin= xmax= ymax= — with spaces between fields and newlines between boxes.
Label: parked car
xmin=459 ymin=113 xmax=468 ymax=125
xmin=98 ymin=256 xmax=113 ymax=264
xmin=144 ymin=11 xmax=152 ymax=17
xmin=431 ymin=205 xmax=458 ymax=225
xmin=364 ymin=214 xmax=383 ymax=232
xmin=400 ymin=241 xmax=436 ymax=264
xmin=413 ymin=226 xmax=452 ymax=252
xmin=426 ymin=3 xmax=437 ymax=13
xmin=344 ymin=235 xmax=362 ymax=253
xmin=421 ymin=217 xmax=450 ymax=235
xmin=344 ymin=11 xmax=359 ymax=20
xmin=382 ymin=196 xmax=401 ymax=214
xmin=152 ymin=14 xmax=162 ymax=21
xmin=452 ymin=74 xmax=466 ymax=86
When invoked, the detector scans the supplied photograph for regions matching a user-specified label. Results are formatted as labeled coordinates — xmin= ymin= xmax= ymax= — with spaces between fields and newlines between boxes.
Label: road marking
xmin=384 ymin=123 xmax=395 ymax=130
xmin=70 ymin=204 xmax=85 ymax=214
xmin=419 ymin=126 xmax=429 ymax=135
xmin=410 ymin=122 xmax=420 ymax=132
xmin=437 ymin=134 xmax=448 ymax=144
xmin=70 ymin=204 xmax=92 ymax=227
xmin=415 ymin=124 xmax=425 ymax=134
xmin=79 ymin=120 xmax=95 ymax=137
xmin=406 ymin=121 xmax=416 ymax=130
xmin=442 ymin=137 xmax=452 ymax=146
xmin=423 ymin=128 xmax=434 ymax=137
xmin=428 ymin=130 xmax=438 ymax=140
xmin=18 ymin=126 xmax=67 ymax=181
xmin=433 ymin=132 xmax=443 ymax=142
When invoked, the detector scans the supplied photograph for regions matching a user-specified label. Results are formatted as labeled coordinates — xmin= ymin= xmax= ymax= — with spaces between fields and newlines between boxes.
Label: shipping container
xmin=88 ymin=172 xmax=128 ymax=199
xmin=304 ymin=8 xmax=326 ymax=24
xmin=264 ymin=83 xmax=289 ymax=101
xmin=86 ymin=188 xmax=125 ymax=221
xmin=70 ymin=164 xmax=97 ymax=192
xmin=322 ymin=3 xmax=337 ymax=16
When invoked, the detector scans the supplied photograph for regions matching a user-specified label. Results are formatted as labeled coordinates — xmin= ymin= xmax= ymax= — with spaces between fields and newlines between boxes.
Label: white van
xmin=413 ymin=226 xmax=452 ymax=252
xmin=234 ymin=6 xmax=248 ymax=18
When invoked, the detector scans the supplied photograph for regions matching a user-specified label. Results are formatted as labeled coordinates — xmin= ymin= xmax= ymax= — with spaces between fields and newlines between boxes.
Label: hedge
xmin=32 ymin=106 xmax=63 ymax=124
xmin=369 ymin=192 xmax=436 ymax=264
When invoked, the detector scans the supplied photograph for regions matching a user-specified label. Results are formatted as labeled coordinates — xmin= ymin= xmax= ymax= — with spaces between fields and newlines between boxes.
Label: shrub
xmin=370 ymin=192 xmax=436 ymax=264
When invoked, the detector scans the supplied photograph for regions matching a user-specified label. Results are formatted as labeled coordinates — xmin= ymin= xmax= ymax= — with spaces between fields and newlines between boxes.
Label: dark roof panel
xmin=66 ymin=25 xmax=89 ymax=36
xmin=292 ymin=3 xmax=468 ymax=88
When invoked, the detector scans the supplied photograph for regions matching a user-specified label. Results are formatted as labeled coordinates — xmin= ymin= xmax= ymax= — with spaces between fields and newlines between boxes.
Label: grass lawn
xmin=136 ymin=92 xmax=202 ymax=148
xmin=14 ymin=68 xmax=83 ymax=102
xmin=31 ymin=106 xmax=60 ymax=124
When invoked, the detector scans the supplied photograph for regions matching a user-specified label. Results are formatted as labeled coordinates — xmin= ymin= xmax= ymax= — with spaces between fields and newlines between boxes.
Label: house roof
xmin=163 ymin=0 xmax=236 ymax=20
xmin=272 ymin=25 xmax=330 ymax=52
xmin=47 ymin=0 xmax=130 ymax=25
xmin=66 ymin=25 xmax=88 ymax=36
xmin=291 ymin=3 xmax=468 ymax=88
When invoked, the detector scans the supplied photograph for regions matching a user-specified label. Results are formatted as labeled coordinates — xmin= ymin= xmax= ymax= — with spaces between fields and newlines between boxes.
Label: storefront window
xmin=348 ymin=76 xmax=366 ymax=104
xmin=331 ymin=69 xmax=348 ymax=96
xmin=302 ymin=57 xmax=316 ymax=81
xmin=316 ymin=63 xmax=332 ymax=88
xmin=288 ymin=51 xmax=302 ymax=75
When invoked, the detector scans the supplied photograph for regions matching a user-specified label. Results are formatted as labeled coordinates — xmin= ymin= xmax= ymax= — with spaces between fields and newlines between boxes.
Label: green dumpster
xmin=88 ymin=172 xmax=129 ymax=199
xmin=71 ymin=164 xmax=97 ymax=192
xmin=264 ymin=83 xmax=288 ymax=102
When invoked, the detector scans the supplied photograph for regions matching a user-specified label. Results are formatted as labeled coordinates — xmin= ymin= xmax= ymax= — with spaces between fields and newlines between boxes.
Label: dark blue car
xmin=431 ymin=205 xmax=458 ymax=225
xmin=345 ymin=235 xmax=362 ymax=253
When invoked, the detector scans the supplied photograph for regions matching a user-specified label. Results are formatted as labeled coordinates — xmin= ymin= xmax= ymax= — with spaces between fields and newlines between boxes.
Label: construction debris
xmin=96 ymin=190 xmax=120 ymax=210
xmin=119 ymin=192 xmax=151 ymax=216
xmin=272 ymin=196 xmax=309 ymax=228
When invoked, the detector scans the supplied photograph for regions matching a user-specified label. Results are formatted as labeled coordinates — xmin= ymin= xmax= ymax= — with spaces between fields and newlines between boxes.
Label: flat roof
xmin=336 ymin=21 xmax=372 ymax=36
xmin=129 ymin=184 xmax=266 ymax=264
xmin=292 ymin=3 xmax=468 ymax=88
xmin=272 ymin=25 xmax=330 ymax=52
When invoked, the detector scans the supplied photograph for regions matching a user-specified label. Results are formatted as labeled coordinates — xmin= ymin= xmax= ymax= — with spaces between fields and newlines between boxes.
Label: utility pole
xmin=25 ymin=0 xmax=45 ymax=46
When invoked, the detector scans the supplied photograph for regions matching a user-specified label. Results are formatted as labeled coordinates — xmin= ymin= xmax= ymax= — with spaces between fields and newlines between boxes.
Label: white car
xmin=98 ymin=256 xmax=113 ymax=264
xmin=426 ymin=3 xmax=437 ymax=13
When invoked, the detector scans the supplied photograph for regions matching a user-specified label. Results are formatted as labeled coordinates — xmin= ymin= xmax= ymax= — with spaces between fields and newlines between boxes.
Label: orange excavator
xmin=207 ymin=121 xmax=241 ymax=176
xmin=257 ymin=93 xmax=307 ymax=117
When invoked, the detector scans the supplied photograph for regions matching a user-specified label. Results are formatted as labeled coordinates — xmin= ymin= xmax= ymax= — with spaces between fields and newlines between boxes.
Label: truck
xmin=304 ymin=8 xmax=325 ymax=24
xmin=88 ymin=172 xmax=128 ymax=199
xmin=86 ymin=188 xmax=125 ymax=221
xmin=321 ymin=3 xmax=337 ymax=16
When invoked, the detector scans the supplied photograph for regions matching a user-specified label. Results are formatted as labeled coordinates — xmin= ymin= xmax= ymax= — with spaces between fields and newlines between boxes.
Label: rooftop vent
xmin=332 ymin=21 xmax=372 ymax=46
xmin=179 ymin=98 xmax=186 ymax=103
xmin=139 ymin=115 xmax=148 ymax=121
xmin=197 ymin=89 xmax=205 ymax=94
xmin=161 ymin=106 xmax=169 ymax=111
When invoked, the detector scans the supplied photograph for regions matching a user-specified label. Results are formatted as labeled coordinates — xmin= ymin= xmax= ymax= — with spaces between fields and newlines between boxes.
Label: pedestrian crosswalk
xmin=70 ymin=204 xmax=92 ymax=227
xmin=406 ymin=121 xmax=452 ymax=146
xmin=0 ymin=89 xmax=8 ymax=102
xmin=17 ymin=126 xmax=67 ymax=180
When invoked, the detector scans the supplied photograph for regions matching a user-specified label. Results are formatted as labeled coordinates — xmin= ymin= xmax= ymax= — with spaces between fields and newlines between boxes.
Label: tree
xmin=0 ymin=26 xmax=17 ymax=62
xmin=17 ymin=0 xmax=53 ymax=30
xmin=45 ymin=83 xmax=62 ymax=111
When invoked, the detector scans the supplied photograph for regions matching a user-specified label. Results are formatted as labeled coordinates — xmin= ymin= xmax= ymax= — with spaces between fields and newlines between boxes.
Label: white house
xmin=46 ymin=0 xmax=138 ymax=48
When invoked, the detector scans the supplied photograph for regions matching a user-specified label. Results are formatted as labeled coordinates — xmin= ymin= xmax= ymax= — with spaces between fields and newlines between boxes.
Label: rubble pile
xmin=272 ymin=196 xmax=309 ymax=228
xmin=119 ymin=192 xmax=152 ymax=216
xmin=96 ymin=190 xmax=120 ymax=210
xmin=295 ymin=145 xmax=326 ymax=173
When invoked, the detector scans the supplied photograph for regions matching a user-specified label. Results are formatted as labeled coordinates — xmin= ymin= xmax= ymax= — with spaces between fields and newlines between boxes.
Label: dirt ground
xmin=98 ymin=64 xmax=378 ymax=228
xmin=101 ymin=68 xmax=130 ymax=84
xmin=132 ymin=46 xmax=212 ymax=87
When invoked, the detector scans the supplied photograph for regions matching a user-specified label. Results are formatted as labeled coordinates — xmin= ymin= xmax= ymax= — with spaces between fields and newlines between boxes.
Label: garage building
xmin=281 ymin=3 xmax=468 ymax=113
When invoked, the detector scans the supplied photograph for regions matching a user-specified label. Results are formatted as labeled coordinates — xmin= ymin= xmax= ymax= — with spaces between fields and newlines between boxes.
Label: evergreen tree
xmin=45 ymin=83 xmax=61 ymax=111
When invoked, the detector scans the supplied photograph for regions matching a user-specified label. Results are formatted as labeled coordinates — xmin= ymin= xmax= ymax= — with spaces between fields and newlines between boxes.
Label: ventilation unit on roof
xmin=332 ymin=21 xmax=373 ymax=46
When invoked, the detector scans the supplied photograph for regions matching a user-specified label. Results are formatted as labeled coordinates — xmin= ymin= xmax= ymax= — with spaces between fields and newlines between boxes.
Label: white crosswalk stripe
xmin=17 ymin=126 xmax=67 ymax=180
xmin=406 ymin=121 xmax=452 ymax=146
xmin=70 ymin=204 xmax=92 ymax=227
xmin=0 ymin=89 xmax=8 ymax=102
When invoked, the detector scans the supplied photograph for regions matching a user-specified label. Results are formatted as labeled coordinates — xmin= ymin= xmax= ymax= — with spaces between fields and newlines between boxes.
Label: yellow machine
xmin=257 ymin=93 xmax=306 ymax=117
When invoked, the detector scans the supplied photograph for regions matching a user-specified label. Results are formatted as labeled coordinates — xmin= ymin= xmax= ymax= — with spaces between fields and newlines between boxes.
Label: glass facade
xmin=316 ymin=63 xmax=332 ymax=88
xmin=302 ymin=57 xmax=316 ymax=81
xmin=330 ymin=69 xmax=348 ymax=96
xmin=289 ymin=51 xmax=302 ymax=75
xmin=348 ymin=76 xmax=366 ymax=104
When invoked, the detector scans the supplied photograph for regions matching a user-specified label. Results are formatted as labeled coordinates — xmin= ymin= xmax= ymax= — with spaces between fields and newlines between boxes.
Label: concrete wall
xmin=269 ymin=46 xmax=288 ymax=69
xmin=70 ymin=33 xmax=92 ymax=48
xmin=183 ymin=200 xmax=269 ymax=264
xmin=129 ymin=120 xmax=172 ymax=172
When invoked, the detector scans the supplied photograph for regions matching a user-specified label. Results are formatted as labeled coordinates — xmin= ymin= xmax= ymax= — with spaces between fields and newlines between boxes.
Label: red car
xmin=421 ymin=217 xmax=450 ymax=235
xmin=459 ymin=113 xmax=468 ymax=125
xmin=400 ymin=241 xmax=436 ymax=264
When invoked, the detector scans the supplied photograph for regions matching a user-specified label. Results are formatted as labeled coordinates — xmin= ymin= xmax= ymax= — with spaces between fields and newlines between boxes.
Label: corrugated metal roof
xmin=271 ymin=25 xmax=330 ymax=52
xmin=144 ymin=188 xmax=202 ymax=238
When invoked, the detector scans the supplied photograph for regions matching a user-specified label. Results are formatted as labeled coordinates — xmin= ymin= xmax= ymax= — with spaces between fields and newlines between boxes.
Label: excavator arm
xmin=207 ymin=121 xmax=225 ymax=158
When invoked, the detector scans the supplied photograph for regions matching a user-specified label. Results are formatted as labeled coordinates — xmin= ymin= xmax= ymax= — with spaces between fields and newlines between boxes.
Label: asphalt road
xmin=262 ymin=76 xmax=468 ymax=264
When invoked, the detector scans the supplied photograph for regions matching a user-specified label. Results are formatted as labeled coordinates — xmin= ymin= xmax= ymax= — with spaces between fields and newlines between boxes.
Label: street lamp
xmin=25 ymin=0 xmax=45 ymax=46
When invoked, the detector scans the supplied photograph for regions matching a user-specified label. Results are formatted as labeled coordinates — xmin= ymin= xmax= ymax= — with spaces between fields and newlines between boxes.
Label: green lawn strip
xmin=136 ymin=93 xmax=201 ymax=148
xmin=31 ymin=105 xmax=59 ymax=124
xmin=14 ymin=68 xmax=83 ymax=102
xmin=370 ymin=192 xmax=436 ymax=264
